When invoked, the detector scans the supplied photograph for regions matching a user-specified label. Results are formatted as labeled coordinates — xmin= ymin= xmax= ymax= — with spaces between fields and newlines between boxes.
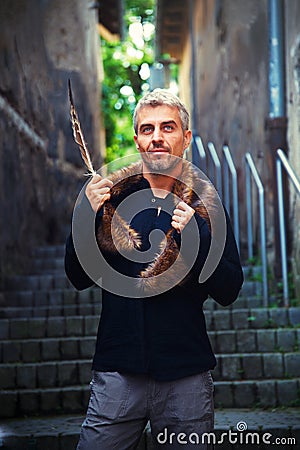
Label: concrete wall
xmin=187 ymin=0 xmax=270 ymax=259
xmin=0 ymin=0 xmax=102 ymax=283
xmin=285 ymin=0 xmax=300 ymax=298
xmin=177 ymin=0 xmax=300 ymax=294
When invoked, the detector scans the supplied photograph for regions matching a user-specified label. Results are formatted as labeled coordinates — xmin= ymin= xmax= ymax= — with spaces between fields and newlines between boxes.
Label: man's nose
xmin=152 ymin=126 xmax=163 ymax=142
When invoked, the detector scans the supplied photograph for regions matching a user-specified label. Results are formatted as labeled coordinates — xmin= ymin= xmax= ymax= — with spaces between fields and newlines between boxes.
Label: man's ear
xmin=184 ymin=130 xmax=192 ymax=149
xmin=134 ymin=135 xmax=139 ymax=150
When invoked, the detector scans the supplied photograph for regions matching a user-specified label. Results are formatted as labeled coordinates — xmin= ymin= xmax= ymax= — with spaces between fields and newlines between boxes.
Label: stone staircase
xmin=0 ymin=245 xmax=300 ymax=448
xmin=0 ymin=245 xmax=98 ymax=418
xmin=205 ymin=295 xmax=300 ymax=409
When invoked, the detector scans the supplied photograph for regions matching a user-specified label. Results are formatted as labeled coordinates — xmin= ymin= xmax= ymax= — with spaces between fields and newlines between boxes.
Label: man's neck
xmin=142 ymin=161 xmax=182 ymax=198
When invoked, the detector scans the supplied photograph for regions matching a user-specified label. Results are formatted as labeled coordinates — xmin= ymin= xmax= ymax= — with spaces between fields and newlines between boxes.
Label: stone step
xmin=0 ymin=360 xmax=92 ymax=390
xmin=204 ymin=306 xmax=300 ymax=330
xmin=0 ymin=290 xmax=271 ymax=311
xmin=204 ymin=295 xmax=279 ymax=310
xmin=31 ymin=245 xmax=65 ymax=259
xmin=4 ymin=274 xmax=72 ymax=291
xmin=213 ymin=352 xmax=300 ymax=381
xmin=30 ymin=256 xmax=65 ymax=274
xmin=1 ymin=298 xmax=286 ymax=320
xmin=1 ymin=377 xmax=299 ymax=420
xmin=209 ymin=328 xmax=300 ymax=354
xmin=1 ymin=308 xmax=299 ymax=341
xmin=0 ymin=385 xmax=89 ymax=418
xmin=0 ymin=287 xmax=100 ymax=308
xmin=214 ymin=379 xmax=300 ymax=409
xmin=239 ymin=280 xmax=262 ymax=297
xmin=1 ymin=329 xmax=298 ymax=364
xmin=0 ymin=302 xmax=102 ymax=319
xmin=0 ymin=316 xmax=99 ymax=340
xmin=1 ymin=409 xmax=300 ymax=450
xmin=0 ymin=290 xmax=291 ymax=314
xmin=1 ymin=353 xmax=299 ymax=391
xmin=0 ymin=337 xmax=96 ymax=363
xmin=0 ymin=286 xmax=284 ymax=311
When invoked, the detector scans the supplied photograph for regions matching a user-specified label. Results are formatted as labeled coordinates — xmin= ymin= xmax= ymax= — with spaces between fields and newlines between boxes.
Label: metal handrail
xmin=223 ymin=145 xmax=240 ymax=252
xmin=207 ymin=142 xmax=222 ymax=197
xmin=245 ymin=152 xmax=268 ymax=305
xmin=191 ymin=135 xmax=206 ymax=172
xmin=276 ymin=149 xmax=300 ymax=306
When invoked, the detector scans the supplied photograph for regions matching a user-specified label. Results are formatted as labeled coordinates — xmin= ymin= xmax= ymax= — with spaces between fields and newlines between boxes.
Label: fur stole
xmin=96 ymin=160 xmax=217 ymax=293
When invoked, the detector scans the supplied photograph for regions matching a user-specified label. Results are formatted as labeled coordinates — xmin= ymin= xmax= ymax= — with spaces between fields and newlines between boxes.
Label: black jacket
xmin=65 ymin=164 xmax=243 ymax=381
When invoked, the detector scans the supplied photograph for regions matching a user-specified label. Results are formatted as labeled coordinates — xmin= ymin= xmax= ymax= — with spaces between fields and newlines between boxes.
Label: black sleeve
xmin=65 ymin=232 xmax=95 ymax=291
xmin=64 ymin=195 xmax=103 ymax=291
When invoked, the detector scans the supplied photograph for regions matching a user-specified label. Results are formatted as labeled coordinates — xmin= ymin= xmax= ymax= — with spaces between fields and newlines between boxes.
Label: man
xmin=65 ymin=89 xmax=243 ymax=449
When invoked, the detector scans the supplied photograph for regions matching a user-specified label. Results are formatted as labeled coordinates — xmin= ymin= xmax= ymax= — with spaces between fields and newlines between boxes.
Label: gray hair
xmin=133 ymin=88 xmax=190 ymax=134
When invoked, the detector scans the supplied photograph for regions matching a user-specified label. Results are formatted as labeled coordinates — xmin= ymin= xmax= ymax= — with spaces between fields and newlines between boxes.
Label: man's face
xmin=134 ymin=105 xmax=192 ymax=172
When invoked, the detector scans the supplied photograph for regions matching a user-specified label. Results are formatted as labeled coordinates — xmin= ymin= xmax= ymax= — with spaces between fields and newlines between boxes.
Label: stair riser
xmin=0 ymin=361 xmax=92 ymax=390
xmin=1 ymin=379 xmax=299 ymax=419
xmin=1 ymin=355 xmax=300 ymax=390
xmin=31 ymin=246 xmax=65 ymax=259
xmin=5 ymin=275 xmax=72 ymax=292
xmin=31 ymin=257 xmax=65 ymax=272
xmin=0 ymin=294 xmax=287 ymax=312
xmin=0 ymin=316 xmax=100 ymax=340
xmin=209 ymin=329 xmax=300 ymax=354
xmin=2 ymin=307 xmax=299 ymax=341
xmin=204 ymin=307 xmax=300 ymax=330
xmin=0 ymin=338 xmax=96 ymax=363
xmin=0 ymin=288 xmax=101 ymax=308
xmin=1 ymin=330 xmax=298 ymax=363
xmin=213 ymin=353 xmax=300 ymax=381
xmin=0 ymin=304 xmax=102 ymax=319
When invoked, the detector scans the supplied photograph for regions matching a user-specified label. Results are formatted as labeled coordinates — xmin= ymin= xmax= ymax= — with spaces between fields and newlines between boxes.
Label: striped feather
xmin=68 ymin=79 xmax=96 ymax=176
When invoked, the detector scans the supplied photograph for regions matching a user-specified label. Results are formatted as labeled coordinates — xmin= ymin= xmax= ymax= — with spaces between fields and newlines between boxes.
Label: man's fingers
xmin=172 ymin=201 xmax=195 ymax=233
xmin=92 ymin=186 xmax=111 ymax=196
xmin=89 ymin=176 xmax=113 ymax=189
xmin=171 ymin=220 xmax=183 ymax=233
xmin=85 ymin=175 xmax=113 ymax=212
xmin=173 ymin=208 xmax=185 ymax=217
xmin=176 ymin=201 xmax=188 ymax=210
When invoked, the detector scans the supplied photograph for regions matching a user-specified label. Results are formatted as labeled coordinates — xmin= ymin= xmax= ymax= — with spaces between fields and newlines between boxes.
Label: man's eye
xmin=141 ymin=127 xmax=152 ymax=133
xmin=164 ymin=125 xmax=173 ymax=131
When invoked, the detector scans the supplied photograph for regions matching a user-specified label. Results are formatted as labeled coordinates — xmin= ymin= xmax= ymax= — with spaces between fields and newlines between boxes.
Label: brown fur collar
xmin=97 ymin=160 xmax=217 ymax=292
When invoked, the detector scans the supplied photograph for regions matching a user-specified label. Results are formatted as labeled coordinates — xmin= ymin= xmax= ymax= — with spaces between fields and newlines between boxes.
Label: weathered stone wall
xmin=180 ymin=0 xmax=271 ymax=262
xmin=178 ymin=0 xmax=300 ymax=293
xmin=285 ymin=0 xmax=300 ymax=299
xmin=0 ymin=0 xmax=102 ymax=283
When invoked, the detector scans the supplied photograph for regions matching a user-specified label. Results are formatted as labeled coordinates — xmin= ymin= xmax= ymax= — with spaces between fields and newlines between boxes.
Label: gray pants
xmin=77 ymin=371 xmax=214 ymax=450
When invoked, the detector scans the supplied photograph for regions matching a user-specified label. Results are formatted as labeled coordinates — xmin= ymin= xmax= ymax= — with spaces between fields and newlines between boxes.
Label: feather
xmin=68 ymin=79 xmax=96 ymax=176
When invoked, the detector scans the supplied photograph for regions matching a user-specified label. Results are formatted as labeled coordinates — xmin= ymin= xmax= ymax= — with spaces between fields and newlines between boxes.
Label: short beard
xmin=141 ymin=153 xmax=182 ymax=174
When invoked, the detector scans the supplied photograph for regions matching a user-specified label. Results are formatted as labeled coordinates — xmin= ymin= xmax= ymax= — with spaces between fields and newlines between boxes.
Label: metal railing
xmin=191 ymin=135 xmax=206 ymax=172
xmin=245 ymin=152 xmax=268 ymax=305
xmin=207 ymin=142 xmax=222 ymax=197
xmin=192 ymin=136 xmax=240 ymax=250
xmin=223 ymin=145 xmax=240 ymax=252
xmin=276 ymin=149 xmax=300 ymax=306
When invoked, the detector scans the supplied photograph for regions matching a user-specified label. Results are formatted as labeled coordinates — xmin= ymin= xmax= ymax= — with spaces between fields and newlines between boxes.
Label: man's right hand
xmin=85 ymin=174 xmax=113 ymax=212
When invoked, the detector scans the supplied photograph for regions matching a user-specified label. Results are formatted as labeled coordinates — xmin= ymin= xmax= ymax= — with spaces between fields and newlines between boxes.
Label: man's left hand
xmin=171 ymin=201 xmax=195 ymax=233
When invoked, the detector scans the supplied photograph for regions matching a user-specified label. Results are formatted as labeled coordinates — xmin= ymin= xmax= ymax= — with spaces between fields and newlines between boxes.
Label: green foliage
xmin=101 ymin=0 xmax=155 ymax=164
